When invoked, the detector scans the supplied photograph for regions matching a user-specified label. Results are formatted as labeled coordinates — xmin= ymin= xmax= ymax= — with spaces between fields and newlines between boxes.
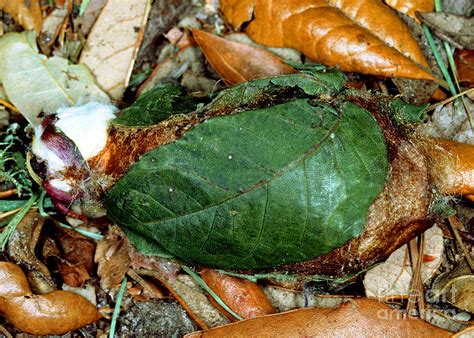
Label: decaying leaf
xmin=139 ymin=270 xmax=229 ymax=329
xmin=0 ymin=261 xmax=101 ymax=335
xmin=385 ymin=0 xmax=434 ymax=21
xmin=192 ymin=29 xmax=294 ymax=85
xmin=220 ymin=0 xmax=435 ymax=80
xmin=455 ymin=50 xmax=474 ymax=87
xmin=0 ymin=0 xmax=42 ymax=33
xmin=138 ymin=46 xmax=216 ymax=95
xmin=363 ymin=225 xmax=444 ymax=299
xmin=200 ymin=269 xmax=275 ymax=319
xmin=54 ymin=225 xmax=96 ymax=287
xmin=186 ymin=298 xmax=450 ymax=337
xmin=79 ymin=0 xmax=151 ymax=99
xmin=7 ymin=210 xmax=56 ymax=294
xmin=429 ymin=254 xmax=474 ymax=314
xmin=418 ymin=12 xmax=474 ymax=50
xmin=95 ymin=226 xmax=131 ymax=290
xmin=0 ymin=31 xmax=109 ymax=124
xmin=38 ymin=3 xmax=70 ymax=54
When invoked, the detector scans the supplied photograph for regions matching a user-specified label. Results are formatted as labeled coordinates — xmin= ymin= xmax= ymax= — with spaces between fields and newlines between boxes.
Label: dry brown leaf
xmin=200 ymin=269 xmax=275 ymax=320
xmin=7 ymin=211 xmax=55 ymax=294
xmin=0 ymin=0 xmax=42 ymax=33
xmin=455 ymin=50 xmax=474 ymax=88
xmin=79 ymin=0 xmax=151 ymax=99
xmin=192 ymin=29 xmax=295 ymax=85
xmin=364 ymin=225 xmax=444 ymax=299
xmin=95 ymin=226 xmax=131 ymax=290
xmin=220 ymin=0 xmax=435 ymax=80
xmin=54 ymin=224 xmax=96 ymax=287
xmin=430 ymin=254 xmax=474 ymax=314
xmin=186 ymin=298 xmax=450 ymax=337
xmin=0 ymin=261 xmax=101 ymax=335
xmin=385 ymin=0 xmax=434 ymax=21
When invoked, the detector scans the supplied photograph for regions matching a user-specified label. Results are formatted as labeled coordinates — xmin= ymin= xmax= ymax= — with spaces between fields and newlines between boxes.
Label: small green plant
xmin=0 ymin=124 xmax=33 ymax=197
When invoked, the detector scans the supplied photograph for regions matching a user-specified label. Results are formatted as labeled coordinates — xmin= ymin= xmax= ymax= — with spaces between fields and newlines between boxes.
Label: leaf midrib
xmin=134 ymin=118 xmax=342 ymax=227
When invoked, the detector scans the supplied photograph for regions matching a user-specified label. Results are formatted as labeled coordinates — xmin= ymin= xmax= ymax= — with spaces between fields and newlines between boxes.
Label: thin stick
xmin=448 ymin=216 xmax=474 ymax=271
xmin=425 ymin=88 xmax=474 ymax=112
xmin=127 ymin=269 xmax=161 ymax=298
xmin=0 ymin=99 xmax=18 ymax=113
xmin=406 ymin=234 xmax=426 ymax=319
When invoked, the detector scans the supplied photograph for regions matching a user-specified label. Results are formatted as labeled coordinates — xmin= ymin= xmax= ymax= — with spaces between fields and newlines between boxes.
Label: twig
xmin=182 ymin=266 xmax=244 ymax=321
xmin=0 ymin=99 xmax=18 ymax=113
xmin=0 ymin=324 xmax=12 ymax=338
xmin=109 ymin=276 xmax=127 ymax=338
xmin=447 ymin=216 xmax=474 ymax=271
xmin=0 ymin=189 xmax=17 ymax=199
xmin=424 ymin=88 xmax=474 ymax=112
xmin=127 ymin=269 xmax=161 ymax=298
xmin=406 ymin=234 xmax=426 ymax=319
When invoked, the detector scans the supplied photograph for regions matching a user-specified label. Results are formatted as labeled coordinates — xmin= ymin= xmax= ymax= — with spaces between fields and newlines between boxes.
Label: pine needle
xmin=182 ymin=266 xmax=244 ymax=321
xmin=0 ymin=192 xmax=37 ymax=251
xmin=109 ymin=276 xmax=128 ymax=338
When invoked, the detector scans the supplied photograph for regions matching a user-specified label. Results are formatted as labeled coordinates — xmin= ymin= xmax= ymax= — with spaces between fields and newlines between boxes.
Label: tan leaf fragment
xmin=80 ymin=0 xmax=151 ymax=99
xmin=363 ymin=225 xmax=444 ymax=299
xmin=220 ymin=0 xmax=436 ymax=80
xmin=192 ymin=29 xmax=295 ymax=85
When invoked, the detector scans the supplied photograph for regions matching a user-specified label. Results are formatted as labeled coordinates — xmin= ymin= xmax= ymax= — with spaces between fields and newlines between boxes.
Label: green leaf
xmin=106 ymin=95 xmax=388 ymax=270
xmin=0 ymin=32 xmax=109 ymax=125
xmin=204 ymin=73 xmax=345 ymax=115
xmin=389 ymin=98 xmax=427 ymax=124
xmin=114 ymin=84 xmax=209 ymax=126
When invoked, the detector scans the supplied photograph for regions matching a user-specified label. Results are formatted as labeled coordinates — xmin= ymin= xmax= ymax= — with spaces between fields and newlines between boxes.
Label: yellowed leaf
xmin=79 ymin=0 xmax=151 ymax=99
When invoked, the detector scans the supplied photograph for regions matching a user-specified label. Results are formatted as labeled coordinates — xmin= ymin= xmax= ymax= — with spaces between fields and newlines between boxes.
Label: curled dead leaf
xmin=220 ymin=0 xmax=435 ymax=80
xmin=0 ymin=261 xmax=100 ymax=335
xmin=200 ymin=269 xmax=275 ymax=320
xmin=7 ymin=210 xmax=55 ymax=294
xmin=192 ymin=29 xmax=294 ymax=85
xmin=186 ymin=298 xmax=450 ymax=337
xmin=0 ymin=0 xmax=42 ymax=33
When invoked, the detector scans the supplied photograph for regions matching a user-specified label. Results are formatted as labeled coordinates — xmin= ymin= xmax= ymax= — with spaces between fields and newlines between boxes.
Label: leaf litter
xmin=0 ymin=0 xmax=473 ymax=336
